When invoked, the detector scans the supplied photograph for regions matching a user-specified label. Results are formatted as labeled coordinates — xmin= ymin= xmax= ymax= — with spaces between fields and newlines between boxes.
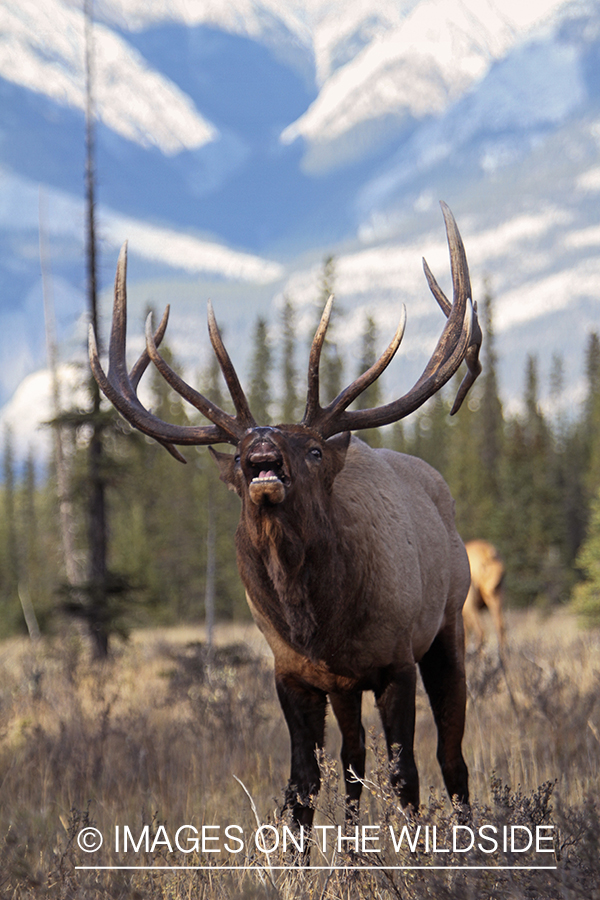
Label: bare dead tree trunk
xmin=85 ymin=0 xmax=109 ymax=658
xmin=39 ymin=188 xmax=81 ymax=590
xmin=18 ymin=584 xmax=41 ymax=643
xmin=3 ymin=428 xmax=19 ymax=609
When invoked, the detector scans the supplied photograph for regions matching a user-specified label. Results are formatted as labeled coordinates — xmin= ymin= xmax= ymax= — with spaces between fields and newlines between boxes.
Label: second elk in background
xmin=463 ymin=540 xmax=506 ymax=648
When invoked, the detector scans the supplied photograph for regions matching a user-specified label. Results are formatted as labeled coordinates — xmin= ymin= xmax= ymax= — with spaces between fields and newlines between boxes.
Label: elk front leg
xmin=418 ymin=620 xmax=470 ymax=806
xmin=275 ymin=673 xmax=327 ymax=829
xmin=329 ymin=691 xmax=366 ymax=822
xmin=375 ymin=664 xmax=419 ymax=810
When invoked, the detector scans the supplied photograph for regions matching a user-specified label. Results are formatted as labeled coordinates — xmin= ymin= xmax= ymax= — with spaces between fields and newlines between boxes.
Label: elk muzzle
xmin=243 ymin=433 xmax=291 ymax=506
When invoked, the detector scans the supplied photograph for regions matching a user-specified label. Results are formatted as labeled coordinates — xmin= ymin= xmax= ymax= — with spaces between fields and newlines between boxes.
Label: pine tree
xmin=571 ymin=486 xmax=600 ymax=625
xmin=1 ymin=428 xmax=21 ymax=636
xmin=499 ymin=356 xmax=567 ymax=606
xmin=198 ymin=346 xmax=245 ymax=625
xmin=280 ymin=296 xmax=299 ymax=423
xmin=354 ymin=313 xmax=382 ymax=447
xmin=248 ymin=317 xmax=272 ymax=425
xmin=314 ymin=255 xmax=343 ymax=405
xmin=478 ymin=282 xmax=504 ymax=506
xmin=583 ymin=331 xmax=600 ymax=497
xmin=411 ymin=392 xmax=452 ymax=480
xmin=562 ymin=334 xmax=600 ymax=565
xmin=443 ymin=380 xmax=487 ymax=540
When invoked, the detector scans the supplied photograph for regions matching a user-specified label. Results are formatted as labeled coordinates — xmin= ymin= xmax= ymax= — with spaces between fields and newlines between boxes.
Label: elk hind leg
xmin=418 ymin=623 xmax=469 ymax=806
xmin=329 ymin=691 xmax=365 ymax=822
xmin=276 ymin=673 xmax=327 ymax=830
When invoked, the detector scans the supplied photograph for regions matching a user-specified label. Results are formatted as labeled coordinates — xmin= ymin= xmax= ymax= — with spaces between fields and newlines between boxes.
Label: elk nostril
xmin=247 ymin=442 xmax=281 ymax=466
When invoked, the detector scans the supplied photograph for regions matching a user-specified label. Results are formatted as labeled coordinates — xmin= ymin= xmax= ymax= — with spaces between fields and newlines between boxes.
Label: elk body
xmin=90 ymin=203 xmax=482 ymax=825
xmin=463 ymin=539 xmax=506 ymax=648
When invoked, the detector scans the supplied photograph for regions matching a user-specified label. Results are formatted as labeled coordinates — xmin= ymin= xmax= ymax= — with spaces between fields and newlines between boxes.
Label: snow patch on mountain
xmin=280 ymin=0 xmax=573 ymax=172
xmin=356 ymin=30 xmax=588 ymax=228
xmin=0 ymin=0 xmax=217 ymax=154
xmin=96 ymin=0 xmax=420 ymax=87
xmin=278 ymin=198 xmax=588 ymax=361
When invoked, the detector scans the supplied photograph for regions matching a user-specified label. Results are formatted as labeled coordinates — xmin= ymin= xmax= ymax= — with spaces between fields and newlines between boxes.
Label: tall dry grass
xmin=0 ymin=612 xmax=598 ymax=898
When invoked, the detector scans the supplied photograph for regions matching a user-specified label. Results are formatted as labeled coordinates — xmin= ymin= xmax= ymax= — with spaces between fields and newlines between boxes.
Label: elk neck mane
xmin=234 ymin=438 xmax=387 ymax=662
xmin=235 ymin=458 xmax=364 ymax=657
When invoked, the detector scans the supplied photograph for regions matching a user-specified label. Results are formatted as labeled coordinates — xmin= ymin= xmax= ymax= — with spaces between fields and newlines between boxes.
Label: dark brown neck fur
xmin=236 ymin=488 xmax=351 ymax=657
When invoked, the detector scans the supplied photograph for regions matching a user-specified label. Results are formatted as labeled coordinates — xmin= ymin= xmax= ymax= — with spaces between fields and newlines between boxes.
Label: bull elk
xmin=89 ymin=203 xmax=482 ymax=826
xmin=463 ymin=540 xmax=506 ymax=648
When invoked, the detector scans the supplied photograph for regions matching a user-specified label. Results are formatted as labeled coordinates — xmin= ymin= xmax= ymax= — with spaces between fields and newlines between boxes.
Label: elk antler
xmin=302 ymin=202 xmax=482 ymax=438
xmin=88 ymin=243 xmax=255 ymax=462
xmin=90 ymin=204 xmax=480 ymax=458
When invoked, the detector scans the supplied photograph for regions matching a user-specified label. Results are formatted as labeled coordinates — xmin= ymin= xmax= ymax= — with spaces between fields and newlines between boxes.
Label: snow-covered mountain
xmin=1 ymin=0 xmax=599 ymax=456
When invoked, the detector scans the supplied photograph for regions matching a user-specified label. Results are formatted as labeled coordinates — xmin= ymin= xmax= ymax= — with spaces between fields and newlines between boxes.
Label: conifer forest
xmin=2 ymin=275 xmax=600 ymax=649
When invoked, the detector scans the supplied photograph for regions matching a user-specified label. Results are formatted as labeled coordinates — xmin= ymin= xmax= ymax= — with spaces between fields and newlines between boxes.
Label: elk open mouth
xmin=246 ymin=442 xmax=290 ymax=504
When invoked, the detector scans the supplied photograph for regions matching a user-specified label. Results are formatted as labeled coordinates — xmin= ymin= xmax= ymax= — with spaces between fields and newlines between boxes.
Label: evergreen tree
xmin=562 ymin=334 xmax=600 ymax=565
xmin=314 ymin=255 xmax=343 ymax=405
xmin=354 ymin=313 xmax=383 ymax=447
xmin=499 ymin=356 xmax=567 ymax=606
xmin=0 ymin=428 xmax=21 ymax=636
xmin=280 ymin=297 xmax=299 ymax=423
xmin=124 ymin=345 xmax=206 ymax=623
xmin=248 ymin=317 xmax=272 ymax=425
xmin=478 ymin=282 xmax=504 ymax=507
xmin=571 ymin=486 xmax=600 ymax=625
xmin=443 ymin=380 xmax=488 ymax=541
xmin=21 ymin=454 xmax=39 ymax=603
xmin=411 ymin=392 xmax=452 ymax=479
xmin=583 ymin=331 xmax=600 ymax=497
xmin=548 ymin=352 xmax=581 ymax=568
xmin=199 ymin=347 xmax=247 ymax=622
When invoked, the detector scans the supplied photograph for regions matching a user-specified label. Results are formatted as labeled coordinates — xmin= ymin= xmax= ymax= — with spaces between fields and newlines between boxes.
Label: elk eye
xmin=309 ymin=447 xmax=322 ymax=460
xmin=234 ymin=454 xmax=240 ymax=463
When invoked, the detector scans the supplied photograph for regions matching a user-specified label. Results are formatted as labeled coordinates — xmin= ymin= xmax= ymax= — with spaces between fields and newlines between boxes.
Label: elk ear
xmin=326 ymin=431 xmax=351 ymax=479
xmin=208 ymin=446 xmax=240 ymax=494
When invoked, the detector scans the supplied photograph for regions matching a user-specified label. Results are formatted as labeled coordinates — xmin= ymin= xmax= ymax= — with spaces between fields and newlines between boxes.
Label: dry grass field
xmin=0 ymin=611 xmax=598 ymax=899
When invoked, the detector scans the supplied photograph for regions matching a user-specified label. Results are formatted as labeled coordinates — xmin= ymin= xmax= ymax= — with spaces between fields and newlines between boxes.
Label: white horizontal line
xmin=76 ymin=865 xmax=558 ymax=871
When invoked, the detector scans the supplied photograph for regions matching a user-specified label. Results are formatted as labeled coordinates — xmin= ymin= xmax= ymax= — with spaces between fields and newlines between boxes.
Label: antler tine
xmin=313 ymin=305 xmax=407 ymax=423
xmin=129 ymin=304 xmax=170 ymax=390
xmin=306 ymin=203 xmax=480 ymax=439
xmin=145 ymin=313 xmax=246 ymax=442
xmin=302 ymin=295 xmax=333 ymax=426
xmin=316 ymin=307 xmax=473 ymax=437
xmin=422 ymin=258 xmax=451 ymax=316
xmin=450 ymin=301 xmax=482 ymax=415
xmin=421 ymin=204 xmax=482 ymax=414
xmin=414 ymin=203 xmax=471 ymax=388
xmin=90 ymin=322 xmax=187 ymax=463
xmin=88 ymin=242 xmax=244 ymax=461
xmin=207 ymin=301 xmax=256 ymax=429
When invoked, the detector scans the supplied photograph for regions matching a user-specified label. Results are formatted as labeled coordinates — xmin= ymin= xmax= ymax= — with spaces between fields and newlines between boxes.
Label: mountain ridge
xmin=0 ymin=0 xmax=597 ymax=456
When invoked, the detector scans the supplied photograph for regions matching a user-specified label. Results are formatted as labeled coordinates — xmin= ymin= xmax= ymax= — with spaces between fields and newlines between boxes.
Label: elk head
xmin=209 ymin=426 xmax=351 ymax=507
xmin=89 ymin=202 xmax=481 ymax=478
